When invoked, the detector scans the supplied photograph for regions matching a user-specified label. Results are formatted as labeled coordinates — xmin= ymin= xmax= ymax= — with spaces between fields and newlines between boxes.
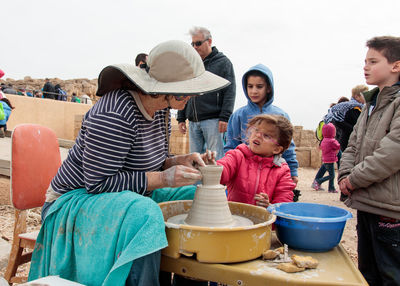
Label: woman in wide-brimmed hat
xmin=29 ymin=40 xmax=230 ymax=286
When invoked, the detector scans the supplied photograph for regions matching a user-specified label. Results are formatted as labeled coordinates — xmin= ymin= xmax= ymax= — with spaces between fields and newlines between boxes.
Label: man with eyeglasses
xmin=177 ymin=26 xmax=236 ymax=160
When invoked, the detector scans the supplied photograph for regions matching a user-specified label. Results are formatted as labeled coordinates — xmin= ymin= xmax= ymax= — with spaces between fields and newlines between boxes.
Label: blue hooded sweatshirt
xmin=224 ymin=64 xmax=298 ymax=177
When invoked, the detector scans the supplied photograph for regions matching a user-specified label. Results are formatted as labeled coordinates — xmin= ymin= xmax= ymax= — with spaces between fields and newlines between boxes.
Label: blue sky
xmin=2 ymin=0 xmax=399 ymax=129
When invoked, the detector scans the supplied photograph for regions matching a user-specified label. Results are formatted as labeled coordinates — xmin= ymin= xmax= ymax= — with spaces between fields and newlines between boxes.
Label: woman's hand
xmin=255 ymin=193 xmax=270 ymax=208
xmin=167 ymin=153 xmax=206 ymax=169
xmin=160 ymin=165 xmax=202 ymax=187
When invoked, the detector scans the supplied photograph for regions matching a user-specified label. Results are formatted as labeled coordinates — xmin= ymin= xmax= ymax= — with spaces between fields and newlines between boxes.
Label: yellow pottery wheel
xmin=158 ymin=200 xmax=276 ymax=263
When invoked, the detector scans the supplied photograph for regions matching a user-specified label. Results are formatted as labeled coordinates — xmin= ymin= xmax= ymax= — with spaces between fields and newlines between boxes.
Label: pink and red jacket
xmin=320 ymin=123 xmax=341 ymax=163
xmin=217 ymin=144 xmax=295 ymax=205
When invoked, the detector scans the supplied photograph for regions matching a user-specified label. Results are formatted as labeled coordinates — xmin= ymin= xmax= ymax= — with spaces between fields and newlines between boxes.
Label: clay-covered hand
xmin=160 ymin=165 xmax=202 ymax=187
xmin=201 ymin=149 xmax=217 ymax=165
xmin=173 ymin=153 xmax=206 ymax=169
xmin=255 ymin=193 xmax=270 ymax=208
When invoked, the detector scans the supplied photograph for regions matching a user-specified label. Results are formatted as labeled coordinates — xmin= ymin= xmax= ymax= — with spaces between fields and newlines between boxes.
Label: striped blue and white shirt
xmin=50 ymin=89 xmax=170 ymax=196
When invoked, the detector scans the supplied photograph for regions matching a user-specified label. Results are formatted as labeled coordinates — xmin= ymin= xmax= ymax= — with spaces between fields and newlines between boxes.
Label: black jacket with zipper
xmin=177 ymin=47 xmax=236 ymax=123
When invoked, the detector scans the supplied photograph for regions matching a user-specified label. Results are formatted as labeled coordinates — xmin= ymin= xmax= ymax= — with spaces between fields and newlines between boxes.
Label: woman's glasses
xmin=191 ymin=38 xmax=209 ymax=47
xmin=249 ymin=127 xmax=280 ymax=146
xmin=173 ymin=95 xmax=189 ymax=101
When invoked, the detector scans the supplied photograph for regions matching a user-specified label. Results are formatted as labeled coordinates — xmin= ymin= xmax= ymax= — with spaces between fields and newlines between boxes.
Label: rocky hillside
xmin=0 ymin=76 xmax=98 ymax=99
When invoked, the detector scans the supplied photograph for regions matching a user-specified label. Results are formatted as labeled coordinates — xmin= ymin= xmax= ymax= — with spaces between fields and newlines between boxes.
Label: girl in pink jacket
xmin=216 ymin=114 xmax=295 ymax=207
xmin=312 ymin=123 xmax=341 ymax=192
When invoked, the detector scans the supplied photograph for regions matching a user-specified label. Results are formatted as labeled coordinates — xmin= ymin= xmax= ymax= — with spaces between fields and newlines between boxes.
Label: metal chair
xmin=4 ymin=124 xmax=61 ymax=285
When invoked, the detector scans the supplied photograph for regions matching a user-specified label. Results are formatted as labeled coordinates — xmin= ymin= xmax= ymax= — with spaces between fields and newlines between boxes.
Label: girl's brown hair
xmin=247 ymin=114 xmax=293 ymax=152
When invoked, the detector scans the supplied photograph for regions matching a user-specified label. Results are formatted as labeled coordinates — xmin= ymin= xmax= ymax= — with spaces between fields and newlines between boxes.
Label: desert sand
xmin=0 ymin=166 xmax=358 ymax=278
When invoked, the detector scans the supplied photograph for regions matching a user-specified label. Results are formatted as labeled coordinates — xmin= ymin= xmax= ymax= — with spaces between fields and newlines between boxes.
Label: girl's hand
xmin=255 ymin=193 xmax=270 ymax=208
xmin=201 ymin=149 xmax=217 ymax=165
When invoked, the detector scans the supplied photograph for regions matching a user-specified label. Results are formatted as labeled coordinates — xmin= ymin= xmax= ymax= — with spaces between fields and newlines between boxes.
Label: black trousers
xmin=357 ymin=210 xmax=400 ymax=286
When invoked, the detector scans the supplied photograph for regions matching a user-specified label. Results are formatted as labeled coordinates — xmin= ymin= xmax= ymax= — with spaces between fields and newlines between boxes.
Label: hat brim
xmin=96 ymin=64 xmax=230 ymax=96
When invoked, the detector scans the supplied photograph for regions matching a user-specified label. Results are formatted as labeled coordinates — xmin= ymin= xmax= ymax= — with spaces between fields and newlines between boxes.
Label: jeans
xmin=357 ymin=210 xmax=400 ymax=286
xmin=315 ymin=163 xmax=335 ymax=191
xmin=41 ymin=201 xmax=162 ymax=286
xmin=189 ymin=119 xmax=224 ymax=160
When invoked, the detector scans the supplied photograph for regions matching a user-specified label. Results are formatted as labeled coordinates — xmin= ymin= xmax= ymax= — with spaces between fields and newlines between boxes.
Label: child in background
xmin=206 ymin=114 xmax=295 ymax=207
xmin=224 ymin=64 xmax=298 ymax=185
xmin=339 ymin=36 xmax=400 ymax=285
xmin=312 ymin=123 xmax=340 ymax=192
xmin=0 ymin=98 xmax=14 ymax=138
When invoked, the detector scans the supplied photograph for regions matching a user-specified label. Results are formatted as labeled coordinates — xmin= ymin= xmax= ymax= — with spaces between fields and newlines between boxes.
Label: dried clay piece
xmin=262 ymin=249 xmax=279 ymax=260
xmin=291 ymin=254 xmax=319 ymax=269
xmin=277 ymin=262 xmax=305 ymax=273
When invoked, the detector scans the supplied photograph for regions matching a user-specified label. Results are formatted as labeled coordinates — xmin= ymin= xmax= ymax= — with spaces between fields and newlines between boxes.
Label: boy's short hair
xmin=245 ymin=70 xmax=271 ymax=88
xmin=337 ymin=97 xmax=349 ymax=103
xmin=366 ymin=36 xmax=400 ymax=63
xmin=135 ymin=53 xmax=148 ymax=66
xmin=247 ymin=114 xmax=293 ymax=152
xmin=351 ymin=85 xmax=369 ymax=98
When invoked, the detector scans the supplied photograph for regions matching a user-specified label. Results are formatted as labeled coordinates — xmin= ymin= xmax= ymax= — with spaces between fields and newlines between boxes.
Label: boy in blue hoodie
xmin=224 ymin=64 xmax=299 ymax=183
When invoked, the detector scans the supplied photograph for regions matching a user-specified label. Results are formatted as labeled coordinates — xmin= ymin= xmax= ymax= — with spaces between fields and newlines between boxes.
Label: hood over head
xmin=242 ymin=64 xmax=274 ymax=107
xmin=322 ymin=123 xmax=336 ymax=138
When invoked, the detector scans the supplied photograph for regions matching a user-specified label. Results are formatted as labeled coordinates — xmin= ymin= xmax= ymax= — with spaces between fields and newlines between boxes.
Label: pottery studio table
xmin=160 ymin=234 xmax=368 ymax=286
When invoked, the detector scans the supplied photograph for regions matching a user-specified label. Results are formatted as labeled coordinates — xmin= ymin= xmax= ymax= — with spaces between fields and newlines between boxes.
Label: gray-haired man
xmin=177 ymin=26 xmax=236 ymax=160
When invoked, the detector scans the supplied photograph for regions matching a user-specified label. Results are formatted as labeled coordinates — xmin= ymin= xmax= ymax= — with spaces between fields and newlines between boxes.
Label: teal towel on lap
xmin=28 ymin=189 xmax=168 ymax=286
xmin=151 ymin=185 xmax=196 ymax=203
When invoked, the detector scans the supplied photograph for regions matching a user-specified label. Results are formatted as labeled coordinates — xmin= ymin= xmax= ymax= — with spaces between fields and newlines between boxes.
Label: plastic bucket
xmin=267 ymin=202 xmax=352 ymax=252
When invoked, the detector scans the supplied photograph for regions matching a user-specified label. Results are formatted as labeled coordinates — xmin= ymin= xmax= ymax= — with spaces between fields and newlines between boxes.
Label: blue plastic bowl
xmin=267 ymin=202 xmax=352 ymax=252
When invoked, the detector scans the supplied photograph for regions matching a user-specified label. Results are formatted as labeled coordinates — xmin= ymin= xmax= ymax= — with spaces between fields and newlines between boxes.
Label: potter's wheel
xmin=159 ymin=165 xmax=276 ymax=263
xmin=167 ymin=213 xmax=253 ymax=227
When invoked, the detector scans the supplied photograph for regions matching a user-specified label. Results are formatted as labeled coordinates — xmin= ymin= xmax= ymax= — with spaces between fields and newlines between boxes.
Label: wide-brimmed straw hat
xmin=96 ymin=40 xmax=230 ymax=96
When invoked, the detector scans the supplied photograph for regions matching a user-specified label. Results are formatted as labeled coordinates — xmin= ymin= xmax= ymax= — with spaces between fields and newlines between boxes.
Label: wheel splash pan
xmin=159 ymin=200 xmax=276 ymax=263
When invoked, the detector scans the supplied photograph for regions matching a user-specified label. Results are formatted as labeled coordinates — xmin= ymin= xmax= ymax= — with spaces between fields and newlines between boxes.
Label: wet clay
xmin=167 ymin=165 xmax=253 ymax=227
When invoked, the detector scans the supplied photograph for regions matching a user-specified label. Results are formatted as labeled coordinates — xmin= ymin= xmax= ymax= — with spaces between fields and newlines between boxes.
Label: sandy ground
xmin=0 ymin=167 xmax=358 ymax=278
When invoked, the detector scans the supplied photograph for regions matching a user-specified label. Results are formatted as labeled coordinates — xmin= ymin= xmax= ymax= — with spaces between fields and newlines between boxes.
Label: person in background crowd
xmin=80 ymin=94 xmax=93 ymax=105
xmin=135 ymin=53 xmax=148 ymax=67
xmin=55 ymin=84 xmax=68 ymax=101
xmin=17 ymin=88 xmax=27 ymax=96
xmin=33 ymin=90 xmax=43 ymax=98
xmin=337 ymin=96 xmax=349 ymax=103
xmin=71 ymin=92 xmax=81 ymax=103
xmin=3 ymin=84 xmax=17 ymax=95
xmin=311 ymin=123 xmax=341 ymax=192
xmin=0 ymin=98 xmax=15 ymax=138
xmin=43 ymin=78 xmax=56 ymax=99
xmin=177 ymin=26 xmax=236 ymax=160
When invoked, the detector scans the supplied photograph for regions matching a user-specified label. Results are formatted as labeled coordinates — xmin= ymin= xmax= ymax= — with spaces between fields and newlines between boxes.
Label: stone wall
xmin=1 ymin=77 xmax=97 ymax=100
xmin=4 ymin=94 xmax=91 ymax=140
xmin=292 ymin=126 xmax=321 ymax=168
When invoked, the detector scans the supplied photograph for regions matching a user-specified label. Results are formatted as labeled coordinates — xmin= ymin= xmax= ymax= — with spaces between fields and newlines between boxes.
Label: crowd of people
xmin=2 ymin=31 xmax=400 ymax=286
xmin=0 ymin=79 xmax=91 ymax=103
